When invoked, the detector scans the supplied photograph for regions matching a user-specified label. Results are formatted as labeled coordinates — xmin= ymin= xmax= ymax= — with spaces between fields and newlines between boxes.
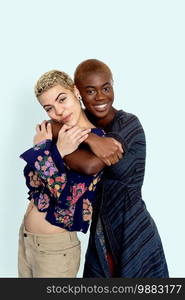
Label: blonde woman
xmin=18 ymin=70 xmax=105 ymax=278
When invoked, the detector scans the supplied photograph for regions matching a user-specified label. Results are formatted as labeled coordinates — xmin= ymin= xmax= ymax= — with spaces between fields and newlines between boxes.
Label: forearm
xmin=64 ymin=149 xmax=105 ymax=175
xmin=52 ymin=127 xmax=106 ymax=175
xmin=83 ymin=132 xmax=100 ymax=149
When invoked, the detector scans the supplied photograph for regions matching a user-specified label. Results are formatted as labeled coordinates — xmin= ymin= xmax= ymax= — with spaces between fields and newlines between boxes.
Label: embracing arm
xmin=64 ymin=134 xmax=124 ymax=174
xmin=67 ymin=115 xmax=145 ymax=179
xmin=64 ymin=132 xmax=125 ymax=174
xmin=50 ymin=120 xmax=124 ymax=174
xmin=64 ymin=147 xmax=105 ymax=175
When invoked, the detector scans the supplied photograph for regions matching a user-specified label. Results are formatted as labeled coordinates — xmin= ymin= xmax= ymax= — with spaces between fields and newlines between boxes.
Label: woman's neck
xmin=77 ymin=110 xmax=96 ymax=129
xmin=85 ymin=107 xmax=117 ymax=131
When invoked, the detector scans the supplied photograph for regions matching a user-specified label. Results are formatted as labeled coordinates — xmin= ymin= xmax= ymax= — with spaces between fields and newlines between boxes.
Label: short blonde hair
xmin=35 ymin=70 xmax=74 ymax=97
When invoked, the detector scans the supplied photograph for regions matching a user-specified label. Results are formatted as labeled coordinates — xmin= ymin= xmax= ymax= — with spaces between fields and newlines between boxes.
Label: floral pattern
xmin=34 ymin=150 xmax=67 ymax=199
xmin=37 ymin=193 xmax=50 ymax=210
xmin=54 ymin=183 xmax=88 ymax=228
xmin=83 ymin=199 xmax=93 ymax=221
xmin=67 ymin=183 xmax=87 ymax=206
xmin=54 ymin=206 xmax=75 ymax=228
xmin=21 ymin=128 xmax=105 ymax=233
xmin=28 ymin=171 xmax=43 ymax=188
xmin=88 ymin=176 xmax=101 ymax=191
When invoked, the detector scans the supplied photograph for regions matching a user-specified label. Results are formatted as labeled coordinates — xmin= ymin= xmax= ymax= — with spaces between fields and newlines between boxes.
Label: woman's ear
xmin=74 ymin=85 xmax=82 ymax=100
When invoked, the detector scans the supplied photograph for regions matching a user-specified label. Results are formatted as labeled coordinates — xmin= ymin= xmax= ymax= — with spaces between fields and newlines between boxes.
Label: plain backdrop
xmin=0 ymin=0 xmax=184 ymax=277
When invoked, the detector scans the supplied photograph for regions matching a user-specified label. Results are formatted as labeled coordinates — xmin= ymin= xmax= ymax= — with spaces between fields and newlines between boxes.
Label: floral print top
xmin=20 ymin=127 xmax=104 ymax=233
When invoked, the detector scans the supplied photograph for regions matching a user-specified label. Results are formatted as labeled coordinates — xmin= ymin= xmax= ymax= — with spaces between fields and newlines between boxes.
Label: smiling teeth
xmin=95 ymin=104 xmax=107 ymax=108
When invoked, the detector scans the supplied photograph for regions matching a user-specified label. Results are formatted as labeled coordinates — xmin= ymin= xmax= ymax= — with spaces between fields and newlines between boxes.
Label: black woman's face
xmin=77 ymin=72 xmax=114 ymax=119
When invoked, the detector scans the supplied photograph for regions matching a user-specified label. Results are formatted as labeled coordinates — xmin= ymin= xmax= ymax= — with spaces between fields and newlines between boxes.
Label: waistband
xmin=22 ymin=224 xmax=78 ymax=244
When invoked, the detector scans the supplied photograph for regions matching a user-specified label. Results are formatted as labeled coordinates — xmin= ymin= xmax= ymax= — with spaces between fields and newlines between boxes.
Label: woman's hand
xmin=57 ymin=125 xmax=91 ymax=157
xmin=33 ymin=120 xmax=52 ymax=145
xmin=85 ymin=134 xmax=124 ymax=166
xmin=48 ymin=119 xmax=62 ymax=140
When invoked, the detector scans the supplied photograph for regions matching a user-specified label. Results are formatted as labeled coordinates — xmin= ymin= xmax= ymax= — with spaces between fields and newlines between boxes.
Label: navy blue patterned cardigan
xmin=83 ymin=110 xmax=169 ymax=278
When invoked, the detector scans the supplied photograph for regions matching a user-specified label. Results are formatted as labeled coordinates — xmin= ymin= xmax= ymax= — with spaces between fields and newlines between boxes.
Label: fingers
xmin=40 ymin=120 xmax=47 ymax=132
xmin=35 ymin=120 xmax=52 ymax=141
xmin=35 ymin=124 xmax=41 ymax=133
xmin=59 ymin=125 xmax=90 ymax=140
xmin=58 ymin=124 xmax=71 ymax=135
xmin=118 ymin=144 xmax=124 ymax=153
xmin=114 ymin=140 xmax=124 ymax=153
xmin=107 ymin=154 xmax=119 ymax=165
xmin=110 ymin=138 xmax=123 ymax=153
xmin=36 ymin=121 xmax=47 ymax=133
xmin=78 ymin=134 xmax=89 ymax=144
xmin=46 ymin=122 xmax=52 ymax=137
xmin=66 ymin=126 xmax=82 ymax=139
xmin=66 ymin=126 xmax=90 ymax=136
xmin=102 ymin=158 xmax=112 ymax=166
xmin=72 ymin=128 xmax=91 ymax=140
xmin=117 ymin=151 xmax=123 ymax=160
xmin=102 ymin=151 xmax=123 ymax=166
xmin=69 ymin=128 xmax=90 ymax=145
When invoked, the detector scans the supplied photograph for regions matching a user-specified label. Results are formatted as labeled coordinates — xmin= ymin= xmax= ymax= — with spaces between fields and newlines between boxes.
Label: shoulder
xmin=109 ymin=110 xmax=146 ymax=147
xmin=113 ymin=110 xmax=143 ymax=131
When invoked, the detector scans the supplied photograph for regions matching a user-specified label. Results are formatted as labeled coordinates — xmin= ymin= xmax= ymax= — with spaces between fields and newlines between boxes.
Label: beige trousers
xmin=18 ymin=222 xmax=81 ymax=278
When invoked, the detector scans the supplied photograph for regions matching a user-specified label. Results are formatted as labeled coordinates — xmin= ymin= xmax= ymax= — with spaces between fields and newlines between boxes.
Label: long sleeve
xmin=23 ymin=164 xmax=43 ymax=191
xmin=20 ymin=139 xmax=67 ymax=201
xmin=22 ymin=163 xmax=51 ymax=211
xmin=105 ymin=114 xmax=146 ymax=183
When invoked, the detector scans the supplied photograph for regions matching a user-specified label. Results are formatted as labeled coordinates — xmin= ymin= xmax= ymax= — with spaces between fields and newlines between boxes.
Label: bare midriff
xmin=24 ymin=200 xmax=67 ymax=234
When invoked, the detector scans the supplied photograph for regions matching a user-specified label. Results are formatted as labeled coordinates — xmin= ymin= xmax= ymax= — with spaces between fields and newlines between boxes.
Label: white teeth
xmin=95 ymin=104 xmax=107 ymax=108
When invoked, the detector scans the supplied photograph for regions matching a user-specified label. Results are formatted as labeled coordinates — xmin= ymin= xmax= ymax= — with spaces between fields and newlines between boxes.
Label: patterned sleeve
xmin=23 ymin=163 xmax=51 ymax=211
xmin=23 ymin=164 xmax=43 ymax=191
xmin=20 ymin=139 xmax=67 ymax=201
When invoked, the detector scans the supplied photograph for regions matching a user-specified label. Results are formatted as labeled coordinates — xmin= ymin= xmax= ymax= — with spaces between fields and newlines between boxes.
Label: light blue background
xmin=0 ymin=0 xmax=184 ymax=277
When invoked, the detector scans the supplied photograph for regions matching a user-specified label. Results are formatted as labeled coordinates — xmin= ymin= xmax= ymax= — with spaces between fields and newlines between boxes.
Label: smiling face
xmin=38 ymin=84 xmax=82 ymax=127
xmin=76 ymin=71 xmax=115 ymax=123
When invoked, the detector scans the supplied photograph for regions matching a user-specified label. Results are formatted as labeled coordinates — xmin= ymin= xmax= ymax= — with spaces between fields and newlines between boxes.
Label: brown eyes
xmin=45 ymin=98 xmax=66 ymax=112
xmin=59 ymin=97 xmax=66 ymax=102
xmin=86 ymin=87 xmax=111 ymax=95
xmin=87 ymin=90 xmax=95 ymax=95
xmin=103 ymin=87 xmax=110 ymax=92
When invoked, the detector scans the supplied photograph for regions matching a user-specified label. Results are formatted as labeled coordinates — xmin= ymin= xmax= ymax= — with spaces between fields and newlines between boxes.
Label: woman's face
xmin=77 ymin=72 xmax=114 ymax=119
xmin=38 ymin=84 xmax=82 ymax=127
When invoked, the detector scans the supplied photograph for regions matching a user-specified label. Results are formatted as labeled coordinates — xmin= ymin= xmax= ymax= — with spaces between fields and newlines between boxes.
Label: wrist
xmin=56 ymin=143 xmax=65 ymax=158
xmin=84 ymin=132 xmax=97 ymax=147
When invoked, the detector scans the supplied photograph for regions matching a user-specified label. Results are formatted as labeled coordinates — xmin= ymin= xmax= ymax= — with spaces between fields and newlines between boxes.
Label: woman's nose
xmin=55 ymin=106 xmax=64 ymax=116
xmin=95 ymin=90 xmax=104 ymax=101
